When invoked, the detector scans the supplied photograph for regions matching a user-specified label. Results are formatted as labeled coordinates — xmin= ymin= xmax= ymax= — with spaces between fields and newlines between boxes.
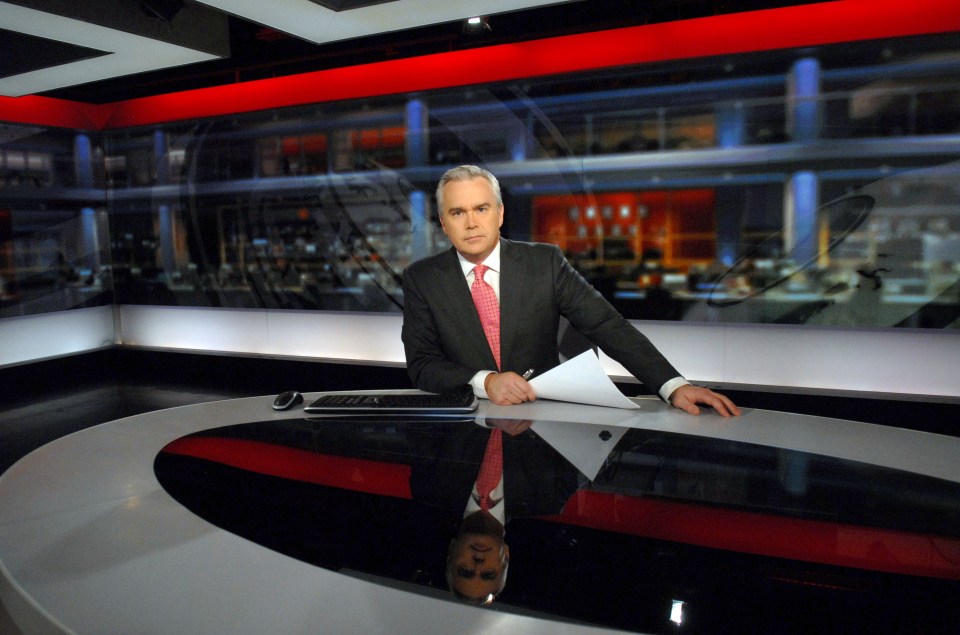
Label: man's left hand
xmin=669 ymin=384 xmax=741 ymax=417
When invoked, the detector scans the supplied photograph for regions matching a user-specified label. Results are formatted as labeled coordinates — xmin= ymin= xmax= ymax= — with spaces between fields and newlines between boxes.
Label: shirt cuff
xmin=470 ymin=370 xmax=496 ymax=399
xmin=659 ymin=377 xmax=689 ymax=403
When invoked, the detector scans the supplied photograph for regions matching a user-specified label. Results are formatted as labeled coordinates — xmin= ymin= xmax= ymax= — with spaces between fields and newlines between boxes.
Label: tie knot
xmin=473 ymin=264 xmax=488 ymax=281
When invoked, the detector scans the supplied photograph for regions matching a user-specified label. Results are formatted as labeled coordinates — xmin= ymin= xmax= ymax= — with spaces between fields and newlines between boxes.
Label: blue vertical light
xmin=789 ymin=171 xmax=818 ymax=266
xmin=787 ymin=57 xmax=821 ymax=142
xmin=715 ymin=97 xmax=747 ymax=267
xmin=405 ymin=99 xmax=428 ymax=167
xmin=785 ymin=57 xmax=822 ymax=267
xmin=155 ymin=129 xmax=174 ymax=276
xmin=510 ymin=115 xmax=531 ymax=162
xmin=717 ymin=102 xmax=746 ymax=148
xmin=154 ymin=130 xmax=169 ymax=184
xmin=74 ymin=134 xmax=94 ymax=188
xmin=409 ymin=190 xmax=429 ymax=263
xmin=715 ymin=188 xmax=742 ymax=266
xmin=81 ymin=207 xmax=99 ymax=269
xmin=158 ymin=204 xmax=176 ymax=275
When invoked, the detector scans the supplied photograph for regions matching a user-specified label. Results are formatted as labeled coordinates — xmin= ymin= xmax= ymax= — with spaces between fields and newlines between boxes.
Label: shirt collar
xmin=455 ymin=240 xmax=501 ymax=278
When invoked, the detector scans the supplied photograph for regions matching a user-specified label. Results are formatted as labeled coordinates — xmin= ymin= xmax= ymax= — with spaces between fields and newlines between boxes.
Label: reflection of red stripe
xmin=161 ymin=437 xmax=960 ymax=580
xmin=544 ymin=491 xmax=960 ymax=581
xmin=162 ymin=437 xmax=412 ymax=499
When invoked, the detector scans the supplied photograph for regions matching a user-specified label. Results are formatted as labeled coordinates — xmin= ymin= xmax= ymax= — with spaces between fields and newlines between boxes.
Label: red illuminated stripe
xmin=1 ymin=0 xmax=958 ymax=130
xmin=0 ymin=95 xmax=108 ymax=130
xmin=545 ymin=490 xmax=960 ymax=581
xmin=161 ymin=436 xmax=412 ymax=499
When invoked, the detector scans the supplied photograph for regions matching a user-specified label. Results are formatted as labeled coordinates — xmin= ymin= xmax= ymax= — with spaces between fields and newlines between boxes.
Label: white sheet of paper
xmin=528 ymin=350 xmax=641 ymax=409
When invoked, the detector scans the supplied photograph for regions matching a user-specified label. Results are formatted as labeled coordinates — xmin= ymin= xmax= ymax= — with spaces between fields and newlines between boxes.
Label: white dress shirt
xmin=464 ymin=472 xmax=506 ymax=525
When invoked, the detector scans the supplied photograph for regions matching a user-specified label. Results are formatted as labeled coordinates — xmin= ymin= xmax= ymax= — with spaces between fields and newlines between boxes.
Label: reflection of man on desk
xmin=402 ymin=165 xmax=739 ymax=416
xmin=410 ymin=418 xmax=580 ymax=603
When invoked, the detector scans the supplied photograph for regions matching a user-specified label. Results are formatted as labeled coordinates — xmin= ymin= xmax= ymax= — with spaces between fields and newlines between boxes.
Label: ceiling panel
xmin=0 ymin=0 xmax=227 ymax=97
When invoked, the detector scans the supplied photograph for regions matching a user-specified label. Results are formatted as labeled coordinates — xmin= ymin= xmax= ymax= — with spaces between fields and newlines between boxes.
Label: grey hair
xmin=435 ymin=165 xmax=503 ymax=212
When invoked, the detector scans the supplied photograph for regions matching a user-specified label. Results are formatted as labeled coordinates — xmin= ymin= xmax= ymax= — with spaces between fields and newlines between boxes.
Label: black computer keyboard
xmin=304 ymin=389 xmax=478 ymax=415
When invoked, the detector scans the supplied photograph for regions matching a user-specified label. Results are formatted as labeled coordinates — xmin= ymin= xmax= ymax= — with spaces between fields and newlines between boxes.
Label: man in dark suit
xmin=402 ymin=165 xmax=739 ymax=416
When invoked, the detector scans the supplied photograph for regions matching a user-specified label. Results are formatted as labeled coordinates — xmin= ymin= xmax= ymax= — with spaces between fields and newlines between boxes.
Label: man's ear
xmin=498 ymin=205 xmax=505 ymax=228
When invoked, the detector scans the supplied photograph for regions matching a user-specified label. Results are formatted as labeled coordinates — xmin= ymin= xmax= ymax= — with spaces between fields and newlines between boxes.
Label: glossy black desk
xmin=2 ymin=393 xmax=958 ymax=634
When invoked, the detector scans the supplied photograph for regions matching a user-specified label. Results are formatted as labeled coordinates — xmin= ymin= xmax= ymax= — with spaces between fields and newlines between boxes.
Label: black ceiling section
xmin=138 ymin=0 xmax=187 ymax=22
xmin=0 ymin=28 xmax=109 ymax=80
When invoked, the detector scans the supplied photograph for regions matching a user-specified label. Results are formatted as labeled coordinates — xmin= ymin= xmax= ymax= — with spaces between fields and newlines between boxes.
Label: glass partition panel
xmin=4 ymin=39 xmax=958 ymax=330
xmin=0 ymin=127 xmax=113 ymax=318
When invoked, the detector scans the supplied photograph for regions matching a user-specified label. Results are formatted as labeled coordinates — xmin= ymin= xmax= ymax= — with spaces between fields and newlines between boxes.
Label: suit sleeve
xmin=550 ymin=247 xmax=682 ymax=395
xmin=401 ymin=265 xmax=480 ymax=393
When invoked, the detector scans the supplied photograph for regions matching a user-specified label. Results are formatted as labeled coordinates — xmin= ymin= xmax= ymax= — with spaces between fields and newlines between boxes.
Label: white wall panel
xmin=721 ymin=326 xmax=960 ymax=397
xmin=119 ymin=305 xmax=272 ymax=355
xmin=118 ymin=306 xmax=407 ymax=365
xmin=265 ymin=310 xmax=406 ymax=365
xmin=3 ymin=306 xmax=956 ymax=398
xmin=610 ymin=322 xmax=960 ymax=397
xmin=0 ymin=306 xmax=115 ymax=368
xmin=115 ymin=306 xmax=959 ymax=398
xmin=618 ymin=321 xmax=730 ymax=382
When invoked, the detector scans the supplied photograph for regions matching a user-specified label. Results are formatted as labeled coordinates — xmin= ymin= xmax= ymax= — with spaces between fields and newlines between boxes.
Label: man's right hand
xmin=484 ymin=371 xmax=537 ymax=406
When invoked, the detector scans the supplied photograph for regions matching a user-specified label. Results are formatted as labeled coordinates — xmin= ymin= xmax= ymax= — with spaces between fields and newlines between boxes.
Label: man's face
xmin=438 ymin=177 xmax=504 ymax=264
xmin=449 ymin=533 xmax=509 ymax=600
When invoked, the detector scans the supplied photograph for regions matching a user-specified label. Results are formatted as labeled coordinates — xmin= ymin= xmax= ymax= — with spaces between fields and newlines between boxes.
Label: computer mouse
xmin=272 ymin=390 xmax=304 ymax=411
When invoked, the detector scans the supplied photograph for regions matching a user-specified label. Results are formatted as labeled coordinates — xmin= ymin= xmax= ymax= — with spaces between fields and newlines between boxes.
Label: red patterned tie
xmin=475 ymin=428 xmax=503 ymax=510
xmin=471 ymin=264 xmax=501 ymax=370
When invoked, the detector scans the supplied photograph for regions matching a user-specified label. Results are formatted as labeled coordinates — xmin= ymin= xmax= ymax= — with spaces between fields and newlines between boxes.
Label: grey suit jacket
xmin=401 ymin=239 xmax=680 ymax=395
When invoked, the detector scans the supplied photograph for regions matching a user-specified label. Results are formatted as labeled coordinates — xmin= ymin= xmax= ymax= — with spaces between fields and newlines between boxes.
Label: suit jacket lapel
xmin=438 ymin=247 xmax=498 ymax=369
xmin=498 ymin=239 xmax=525 ymax=371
